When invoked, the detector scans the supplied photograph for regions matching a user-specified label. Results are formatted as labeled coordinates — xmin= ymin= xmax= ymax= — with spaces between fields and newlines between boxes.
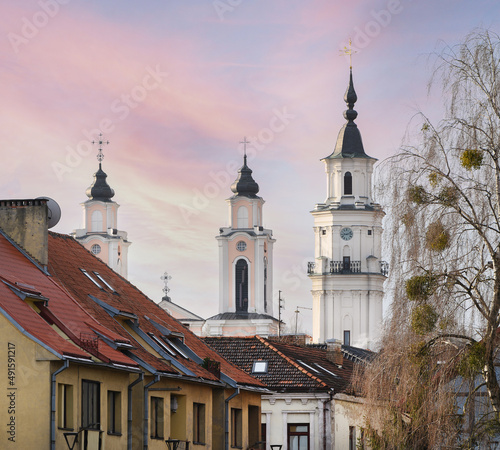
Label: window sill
xmin=193 ymin=442 xmax=206 ymax=446
xmin=151 ymin=436 xmax=165 ymax=440
xmin=58 ymin=427 xmax=75 ymax=431
xmin=107 ymin=431 xmax=122 ymax=436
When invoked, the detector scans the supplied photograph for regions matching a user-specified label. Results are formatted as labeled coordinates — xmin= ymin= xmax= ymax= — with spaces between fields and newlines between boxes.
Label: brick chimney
xmin=326 ymin=338 xmax=343 ymax=366
xmin=0 ymin=199 xmax=49 ymax=267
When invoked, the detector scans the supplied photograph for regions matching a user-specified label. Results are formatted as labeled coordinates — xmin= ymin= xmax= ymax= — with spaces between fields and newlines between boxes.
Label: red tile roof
xmin=204 ymin=336 xmax=358 ymax=394
xmin=47 ymin=232 xmax=263 ymax=387
xmin=0 ymin=229 xmax=262 ymax=388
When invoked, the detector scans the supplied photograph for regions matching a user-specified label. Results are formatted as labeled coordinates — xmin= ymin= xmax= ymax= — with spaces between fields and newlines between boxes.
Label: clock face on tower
xmin=340 ymin=227 xmax=353 ymax=241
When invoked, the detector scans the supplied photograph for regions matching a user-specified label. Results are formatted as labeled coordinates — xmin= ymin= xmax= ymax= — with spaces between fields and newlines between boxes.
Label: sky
xmin=1 ymin=0 xmax=500 ymax=334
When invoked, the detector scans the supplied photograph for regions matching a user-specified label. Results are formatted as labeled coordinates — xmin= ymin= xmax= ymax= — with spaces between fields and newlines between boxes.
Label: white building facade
xmin=309 ymin=69 xmax=387 ymax=350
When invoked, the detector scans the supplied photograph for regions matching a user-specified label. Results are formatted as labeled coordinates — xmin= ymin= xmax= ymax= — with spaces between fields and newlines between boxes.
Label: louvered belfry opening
xmin=235 ymin=259 xmax=248 ymax=312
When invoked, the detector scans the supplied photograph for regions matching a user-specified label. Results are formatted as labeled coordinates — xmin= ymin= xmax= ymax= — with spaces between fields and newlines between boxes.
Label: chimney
xmin=0 ymin=199 xmax=49 ymax=267
xmin=326 ymin=338 xmax=343 ymax=366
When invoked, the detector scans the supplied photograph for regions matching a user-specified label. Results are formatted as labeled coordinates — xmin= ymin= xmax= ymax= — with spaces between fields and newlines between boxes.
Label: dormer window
xmin=344 ymin=172 xmax=353 ymax=195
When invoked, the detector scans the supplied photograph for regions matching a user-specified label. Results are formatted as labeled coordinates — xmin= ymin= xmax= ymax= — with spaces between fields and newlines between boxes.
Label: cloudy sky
xmin=2 ymin=0 xmax=499 ymax=334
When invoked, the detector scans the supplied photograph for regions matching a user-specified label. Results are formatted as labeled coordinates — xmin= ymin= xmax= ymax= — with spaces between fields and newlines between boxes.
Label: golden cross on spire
xmin=240 ymin=136 xmax=250 ymax=157
xmin=340 ymin=38 xmax=357 ymax=69
xmin=92 ymin=133 xmax=109 ymax=163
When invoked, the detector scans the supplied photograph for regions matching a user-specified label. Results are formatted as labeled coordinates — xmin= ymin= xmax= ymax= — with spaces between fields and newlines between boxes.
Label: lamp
xmin=171 ymin=395 xmax=178 ymax=413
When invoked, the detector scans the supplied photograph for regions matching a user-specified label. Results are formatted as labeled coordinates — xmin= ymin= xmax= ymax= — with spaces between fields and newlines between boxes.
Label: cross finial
xmin=340 ymin=38 xmax=357 ymax=69
xmin=92 ymin=133 xmax=110 ymax=163
xmin=240 ymin=136 xmax=250 ymax=158
xmin=160 ymin=271 xmax=172 ymax=296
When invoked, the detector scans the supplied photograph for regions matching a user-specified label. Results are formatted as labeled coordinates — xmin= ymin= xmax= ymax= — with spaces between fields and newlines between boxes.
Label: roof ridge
xmin=257 ymin=336 xmax=328 ymax=389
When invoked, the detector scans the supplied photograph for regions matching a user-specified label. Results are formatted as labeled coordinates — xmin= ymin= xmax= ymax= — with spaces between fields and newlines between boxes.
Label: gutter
xmin=128 ymin=372 xmax=144 ymax=450
xmin=51 ymin=359 xmax=69 ymax=450
xmin=143 ymin=375 xmax=160 ymax=450
xmin=225 ymin=388 xmax=240 ymax=450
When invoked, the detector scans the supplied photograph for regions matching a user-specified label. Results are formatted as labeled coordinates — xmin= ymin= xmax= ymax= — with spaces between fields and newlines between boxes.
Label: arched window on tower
xmin=237 ymin=206 xmax=249 ymax=228
xmin=235 ymin=259 xmax=248 ymax=312
xmin=344 ymin=172 xmax=353 ymax=195
xmin=91 ymin=210 xmax=103 ymax=232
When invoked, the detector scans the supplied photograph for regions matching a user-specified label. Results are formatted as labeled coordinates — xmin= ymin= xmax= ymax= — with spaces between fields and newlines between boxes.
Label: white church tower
xmin=205 ymin=144 xmax=279 ymax=337
xmin=72 ymin=136 xmax=131 ymax=278
xmin=309 ymin=70 xmax=387 ymax=350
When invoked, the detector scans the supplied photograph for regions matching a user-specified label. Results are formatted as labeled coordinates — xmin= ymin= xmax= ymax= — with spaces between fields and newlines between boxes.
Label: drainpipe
xmin=225 ymin=388 xmax=240 ymax=450
xmin=143 ymin=375 xmax=160 ymax=450
xmin=51 ymin=359 xmax=69 ymax=450
xmin=128 ymin=372 xmax=144 ymax=450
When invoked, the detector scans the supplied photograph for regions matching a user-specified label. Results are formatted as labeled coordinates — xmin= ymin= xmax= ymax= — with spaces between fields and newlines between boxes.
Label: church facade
xmin=204 ymin=150 xmax=280 ymax=337
xmin=309 ymin=70 xmax=387 ymax=350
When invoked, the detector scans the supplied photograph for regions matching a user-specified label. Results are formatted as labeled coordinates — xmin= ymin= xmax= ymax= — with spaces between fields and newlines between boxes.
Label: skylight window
xmin=80 ymin=269 xmax=102 ymax=289
xmin=252 ymin=361 xmax=268 ymax=374
xmin=93 ymin=272 xmax=115 ymax=292
xmin=163 ymin=336 xmax=189 ymax=359
xmin=149 ymin=333 xmax=176 ymax=357
xmin=314 ymin=363 xmax=339 ymax=378
xmin=297 ymin=360 xmax=320 ymax=373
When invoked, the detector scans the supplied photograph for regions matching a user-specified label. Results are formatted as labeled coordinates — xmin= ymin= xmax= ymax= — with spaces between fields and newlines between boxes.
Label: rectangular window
xmin=288 ymin=423 xmax=310 ymax=450
xmin=368 ymin=229 xmax=372 ymax=236
xmin=107 ymin=391 xmax=121 ymax=435
xmin=261 ymin=423 xmax=267 ymax=448
xmin=231 ymin=408 xmax=242 ymax=448
xmin=58 ymin=383 xmax=74 ymax=429
xmin=344 ymin=330 xmax=351 ymax=346
xmin=82 ymin=380 xmax=100 ymax=430
xmin=193 ymin=403 xmax=206 ymax=444
xmin=150 ymin=397 xmax=164 ymax=440
xmin=349 ymin=426 xmax=356 ymax=450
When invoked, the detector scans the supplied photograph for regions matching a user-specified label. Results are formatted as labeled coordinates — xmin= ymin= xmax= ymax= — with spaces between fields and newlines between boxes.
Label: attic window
xmin=93 ymin=272 xmax=115 ymax=292
xmin=252 ymin=361 xmax=268 ymax=374
xmin=80 ymin=269 xmax=102 ymax=289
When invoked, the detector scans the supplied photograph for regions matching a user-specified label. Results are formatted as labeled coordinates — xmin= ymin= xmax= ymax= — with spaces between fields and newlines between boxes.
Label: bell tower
xmin=205 ymin=139 xmax=279 ymax=337
xmin=72 ymin=136 xmax=131 ymax=278
xmin=309 ymin=70 xmax=387 ymax=350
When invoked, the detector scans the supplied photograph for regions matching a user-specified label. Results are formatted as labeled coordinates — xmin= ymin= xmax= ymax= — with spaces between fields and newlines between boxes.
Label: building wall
xmin=0 ymin=318 xmax=55 ymax=449
xmin=261 ymin=393 xmax=331 ymax=450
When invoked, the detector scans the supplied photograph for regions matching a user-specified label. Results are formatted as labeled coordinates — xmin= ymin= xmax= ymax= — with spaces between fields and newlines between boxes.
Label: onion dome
xmin=230 ymin=155 xmax=260 ymax=198
xmin=326 ymin=68 xmax=371 ymax=159
xmin=86 ymin=163 xmax=115 ymax=201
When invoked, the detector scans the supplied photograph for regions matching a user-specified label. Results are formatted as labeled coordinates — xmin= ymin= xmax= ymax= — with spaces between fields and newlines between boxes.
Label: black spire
xmin=86 ymin=134 xmax=115 ymax=201
xmin=230 ymin=154 xmax=260 ymax=198
xmin=86 ymin=163 xmax=115 ymax=201
xmin=327 ymin=68 xmax=371 ymax=159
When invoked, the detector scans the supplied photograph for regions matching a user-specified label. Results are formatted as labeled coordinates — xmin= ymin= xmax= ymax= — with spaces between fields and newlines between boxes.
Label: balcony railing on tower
xmin=307 ymin=260 xmax=389 ymax=276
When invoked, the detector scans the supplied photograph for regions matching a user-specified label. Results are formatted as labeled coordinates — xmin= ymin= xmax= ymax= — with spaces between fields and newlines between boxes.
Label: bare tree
xmin=359 ymin=29 xmax=500 ymax=448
